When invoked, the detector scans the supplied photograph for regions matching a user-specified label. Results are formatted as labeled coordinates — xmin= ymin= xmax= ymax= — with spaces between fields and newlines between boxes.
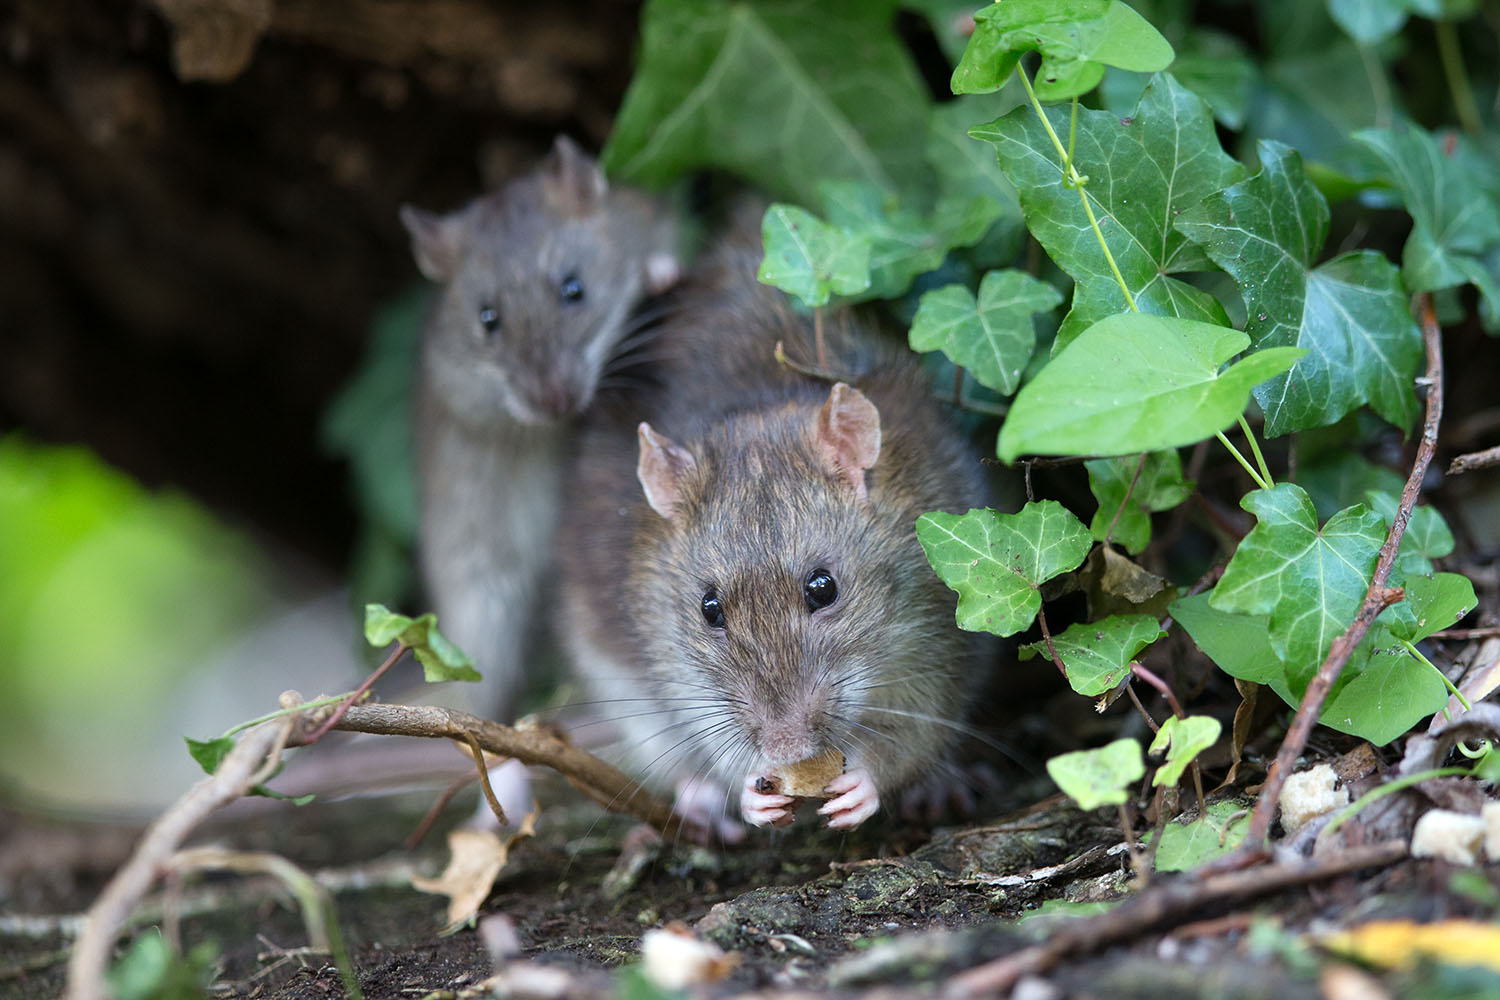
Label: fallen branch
xmin=319 ymin=703 xmax=688 ymax=838
xmin=1446 ymin=443 xmax=1500 ymax=475
xmin=66 ymin=716 xmax=295 ymax=1000
xmin=1230 ymin=293 xmax=1445 ymax=858
xmin=946 ymin=840 xmax=1408 ymax=997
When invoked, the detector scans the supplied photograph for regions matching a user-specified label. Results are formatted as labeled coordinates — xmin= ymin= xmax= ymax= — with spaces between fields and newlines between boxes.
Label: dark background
xmin=0 ymin=0 xmax=645 ymax=570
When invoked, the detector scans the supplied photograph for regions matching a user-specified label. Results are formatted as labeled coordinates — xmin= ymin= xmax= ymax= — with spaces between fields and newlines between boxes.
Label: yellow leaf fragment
xmin=1320 ymin=919 xmax=1500 ymax=974
xmin=412 ymin=808 xmax=539 ymax=929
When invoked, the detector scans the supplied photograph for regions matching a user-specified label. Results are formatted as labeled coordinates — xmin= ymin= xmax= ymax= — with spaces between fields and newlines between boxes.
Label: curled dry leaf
xmin=771 ymin=749 xmax=846 ymax=798
xmin=412 ymin=808 xmax=538 ymax=930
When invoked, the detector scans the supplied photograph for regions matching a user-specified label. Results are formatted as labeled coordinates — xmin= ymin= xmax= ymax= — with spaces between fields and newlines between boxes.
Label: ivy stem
xmin=1214 ymin=431 xmax=1271 ymax=491
xmin=1356 ymin=42 xmax=1393 ymax=130
xmin=1435 ymin=17 xmax=1483 ymax=137
xmin=1397 ymin=637 xmax=1472 ymax=712
xmin=303 ymin=643 xmax=407 ymax=744
xmin=1237 ymin=415 xmax=1274 ymax=488
xmin=1015 ymin=66 xmax=1138 ymax=314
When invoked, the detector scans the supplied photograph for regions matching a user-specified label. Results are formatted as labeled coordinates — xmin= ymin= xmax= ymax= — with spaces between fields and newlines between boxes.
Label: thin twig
xmin=1432 ymin=626 xmax=1500 ymax=639
xmin=1103 ymin=453 xmax=1148 ymax=547
xmin=66 ymin=718 xmax=296 ymax=1000
xmin=319 ymin=703 xmax=689 ymax=837
xmin=303 ymin=644 xmax=404 ymax=744
xmin=1035 ymin=608 xmax=1066 ymax=679
xmin=1131 ymin=663 xmax=1185 ymax=719
xmin=945 ymin=840 xmax=1407 ymax=997
xmin=459 ymin=732 xmax=509 ymax=826
xmin=1447 ymin=444 xmax=1500 ymax=475
xmin=1231 ymin=293 xmax=1444 ymax=858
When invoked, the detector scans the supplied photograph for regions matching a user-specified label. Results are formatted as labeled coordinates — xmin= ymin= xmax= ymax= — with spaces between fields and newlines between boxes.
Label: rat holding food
xmin=400 ymin=136 xmax=680 ymax=721
xmin=555 ymin=233 xmax=995 ymax=838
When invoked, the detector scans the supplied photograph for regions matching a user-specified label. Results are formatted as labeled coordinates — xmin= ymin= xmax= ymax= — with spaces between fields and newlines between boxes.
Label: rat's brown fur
xmin=556 ymin=232 xmax=993 ymax=816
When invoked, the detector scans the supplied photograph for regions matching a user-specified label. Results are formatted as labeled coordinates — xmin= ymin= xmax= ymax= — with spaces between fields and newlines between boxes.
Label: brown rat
xmin=401 ymin=136 xmax=680 ymax=719
xmin=555 ymin=235 xmax=993 ymax=835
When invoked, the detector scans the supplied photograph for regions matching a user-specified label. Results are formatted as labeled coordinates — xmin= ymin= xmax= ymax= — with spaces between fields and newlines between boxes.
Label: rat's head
xmin=401 ymin=136 xmax=678 ymax=426
xmin=632 ymin=384 xmax=951 ymax=782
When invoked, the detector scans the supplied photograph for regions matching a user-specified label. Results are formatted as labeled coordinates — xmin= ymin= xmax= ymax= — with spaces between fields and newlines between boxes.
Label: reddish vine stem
xmin=1102 ymin=452 xmax=1148 ymax=546
xmin=303 ymin=643 xmax=405 ymax=744
xmin=1131 ymin=662 xmax=1185 ymax=719
xmin=1447 ymin=444 xmax=1500 ymax=475
xmin=1231 ymin=293 xmax=1444 ymax=858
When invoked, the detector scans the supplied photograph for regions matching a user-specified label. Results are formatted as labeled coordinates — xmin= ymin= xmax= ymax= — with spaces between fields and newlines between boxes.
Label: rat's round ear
xmin=815 ymin=383 xmax=881 ymax=502
xmin=543 ymin=135 xmax=608 ymax=217
xmin=637 ymin=422 xmax=697 ymax=520
xmin=399 ymin=204 xmax=466 ymax=284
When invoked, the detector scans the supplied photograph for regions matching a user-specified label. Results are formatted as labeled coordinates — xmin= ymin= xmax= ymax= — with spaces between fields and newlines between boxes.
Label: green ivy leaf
xmin=907 ymin=270 xmax=1061 ymax=394
xmin=107 ymin=933 xmax=218 ymax=1000
xmin=1171 ymin=592 xmax=1448 ymax=746
xmin=916 ymin=502 xmax=1093 ymax=637
xmin=1364 ymin=489 xmax=1455 ymax=578
xmin=974 ymin=74 xmax=1244 ymax=348
xmin=1354 ymin=124 xmax=1500 ymax=321
xmin=602 ymin=0 xmax=930 ymax=206
xmin=185 ymin=736 xmax=316 ymax=805
xmin=996 ymin=313 xmax=1304 ymax=461
xmin=1018 ymin=613 xmax=1165 ymax=696
xmin=1148 ymin=715 xmax=1222 ymax=787
xmin=1384 ymin=573 xmax=1476 ymax=643
xmin=1046 ymin=738 xmax=1145 ymax=811
xmin=1174 ymin=140 xmax=1423 ymax=436
xmin=363 ymin=603 xmax=481 ymax=683
xmin=1210 ymin=484 xmax=1385 ymax=683
xmin=1298 ymin=451 xmax=1404 ymax=521
xmin=757 ymin=204 xmax=872 ymax=308
xmin=1086 ymin=451 xmax=1194 ymax=554
xmin=818 ymin=181 xmax=999 ymax=300
xmin=1319 ymin=631 xmax=1450 ymax=745
xmin=952 ymin=1 xmax=1173 ymax=101
xmin=1147 ymin=799 xmax=1249 ymax=872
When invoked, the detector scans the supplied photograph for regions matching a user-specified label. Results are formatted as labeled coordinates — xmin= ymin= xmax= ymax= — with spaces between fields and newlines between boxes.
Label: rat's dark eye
xmin=559 ymin=273 xmax=585 ymax=304
xmin=804 ymin=569 xmax=838 ymax=612
xmin=477 ymin=304 xmax=501 ymax=335
xmin=701 ymin=588 xmax=726 ymax=629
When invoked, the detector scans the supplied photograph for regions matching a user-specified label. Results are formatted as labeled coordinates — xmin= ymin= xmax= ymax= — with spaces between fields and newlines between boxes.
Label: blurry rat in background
xmin=400 ymin=135 xmax=680 ymax=723
xmin=399 ymin=137 xmax=680 ymax=822
xmin=556 ymin=224 xmax=998 ymax=841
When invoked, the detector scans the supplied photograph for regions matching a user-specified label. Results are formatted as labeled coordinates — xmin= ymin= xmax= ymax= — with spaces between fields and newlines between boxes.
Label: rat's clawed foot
xmin=741 ymin=773 xmax=796 ymax=828
xmin=673 ymin=778 xmax=745 ymax=844
xmin=818 ymin=767 xmax=879 ymax=830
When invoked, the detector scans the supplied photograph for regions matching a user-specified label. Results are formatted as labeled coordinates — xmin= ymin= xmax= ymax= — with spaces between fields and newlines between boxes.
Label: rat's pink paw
xmin=818 ymin=767 xmax=880 ymax=830
xmin=741 ymin=773 xmax=796 ymax=828
xmin=673 ymin=778 xmax=745 ymax=844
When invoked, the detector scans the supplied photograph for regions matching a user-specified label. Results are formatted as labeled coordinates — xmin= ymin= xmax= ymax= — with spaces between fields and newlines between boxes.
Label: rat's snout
xmin=750 ymin=709 xmax=826 ymax=767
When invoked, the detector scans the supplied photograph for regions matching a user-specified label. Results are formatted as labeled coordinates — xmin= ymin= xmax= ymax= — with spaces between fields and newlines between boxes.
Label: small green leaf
xmin=951 ymin=0 xmax=1109 ymax=95
xmin=974 ymin=74 xmax=1244 ymax=347
xmin=1018 ymin=613 xmax=1165 ymax=696
xmin=185 ymin=735 xmax=314 ymax=805
xmin=1363 ymin=490 xmax=1454 ymax=578
xmin=107 ymin=933 xmax=218 ymax=1000
xmin=1147 ymin=799 xmax=1249 ymax=872
xmin=363 ymin=603 xmax=480 ymax=682
xmin=1169 ymin=593 xmax=1289 ymax=692
xmin=185 ymin=736 xmax=234 ymax=776
xmin=757 ymin=204 xmax=872 ymax=308
xmin=1384 ymin=573 xmax=1476 ymax=644
xmin=996 ymin=313 xmax=1304 ymax=461
xmin=952 ymin=1 xmax=1172 ymax=101
xmin=1046 ymin=738 xmax=1145 ymax=811
xmin=1355 ymin=124 xmax=1500 ymax=320
xmin=907 ymin=271 xmax=1061 ymax=394
xmin=1086 ymin=451 xmax=1193 ymax=554
xmin=1319 ymin=633 xmax=1450 ymax=745
xmin=916 ymin=502 xmax=1093 ymax=637
xmin=1148 ymin=715 xmax=1222 ymax=787
xmin=818 ymin=180 xmax=1000 ymax=300
xmin=1298 ymin=451 xmax=1404 ymax=521
xmin=1175 ymin=140 xmax=1423 ymax=436
xmin=1211 ymin=485 xmax=1386 ymax=679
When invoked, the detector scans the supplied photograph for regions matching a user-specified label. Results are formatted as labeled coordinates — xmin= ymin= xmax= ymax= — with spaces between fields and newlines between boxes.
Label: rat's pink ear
xmin=542 ymin=135 xmax=607 ymax=217
xmin=399 ymin=204 xmax=466 ymax=283
xmin=815 ymin=383 xmax=881 ymax=502
xmin=638 ymin=422 xmax=697 ymax=520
